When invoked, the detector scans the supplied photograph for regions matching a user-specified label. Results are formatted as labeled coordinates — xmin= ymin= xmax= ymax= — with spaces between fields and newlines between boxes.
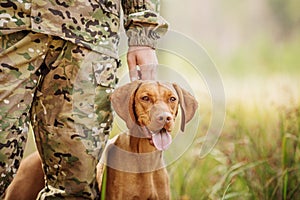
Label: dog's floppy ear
xmin=111 ymin=80 xmax=142 ymax=129
xmin=173 ymin=83 xmax=198 ymax=132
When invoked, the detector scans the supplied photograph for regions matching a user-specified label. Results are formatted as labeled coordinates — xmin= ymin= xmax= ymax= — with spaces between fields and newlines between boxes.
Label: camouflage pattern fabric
xmin=0 ymin=31 xmax=119 ymax=199
xmin=0 ymin=31 xmax=51 ymax=196
xmin=0 ymin=0 xmax=168 ymax=58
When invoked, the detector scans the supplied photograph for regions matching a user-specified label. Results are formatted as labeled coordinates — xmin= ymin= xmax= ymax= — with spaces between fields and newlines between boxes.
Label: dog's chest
xmin=107 ymin=168 xmax=170 ymax=199
xmin=105 ymin=133 xmax=170 ymax=199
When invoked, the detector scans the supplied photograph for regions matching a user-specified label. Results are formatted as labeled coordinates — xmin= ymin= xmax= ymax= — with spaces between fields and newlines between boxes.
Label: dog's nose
xmin=157 ymin=112 xmax=173 ymax=124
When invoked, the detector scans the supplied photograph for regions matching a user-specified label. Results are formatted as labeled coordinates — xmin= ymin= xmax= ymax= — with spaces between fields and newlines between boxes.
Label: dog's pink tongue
xmin=152 ymin=131 xmax=172 ymax=151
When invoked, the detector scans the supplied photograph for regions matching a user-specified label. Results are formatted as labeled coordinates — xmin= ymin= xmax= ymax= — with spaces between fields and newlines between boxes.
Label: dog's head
xmin=111 ymin=80 xmax=198 ymax=150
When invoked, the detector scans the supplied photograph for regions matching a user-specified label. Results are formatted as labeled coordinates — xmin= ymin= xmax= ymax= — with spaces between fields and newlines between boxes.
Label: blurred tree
xmin=268 ymin=0 xmax=300 ymax=38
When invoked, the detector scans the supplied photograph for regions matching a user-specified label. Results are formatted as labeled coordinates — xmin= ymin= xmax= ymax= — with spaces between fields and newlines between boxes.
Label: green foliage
xmin=268 ymin=0 xmax=300 ymax=34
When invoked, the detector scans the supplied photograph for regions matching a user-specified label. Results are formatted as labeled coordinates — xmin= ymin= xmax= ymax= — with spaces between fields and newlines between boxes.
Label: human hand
xmin=127 ymin=46 xmax=158 ymax=81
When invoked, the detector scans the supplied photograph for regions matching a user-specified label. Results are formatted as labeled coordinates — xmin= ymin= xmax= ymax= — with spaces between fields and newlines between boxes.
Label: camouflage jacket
xmin=0 ymin=0 xmax=168 ymax=58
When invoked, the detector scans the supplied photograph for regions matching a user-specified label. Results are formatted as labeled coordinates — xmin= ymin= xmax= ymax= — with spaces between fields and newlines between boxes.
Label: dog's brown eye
xmin=141 ymin=96 xmax=150 ymax=101
xmin=170 ymin=97 xmax=177 ymax=102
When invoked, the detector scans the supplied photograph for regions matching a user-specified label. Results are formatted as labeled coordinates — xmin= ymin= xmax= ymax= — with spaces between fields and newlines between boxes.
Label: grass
xmin=167 ymin=76 xmax=300 ymax=200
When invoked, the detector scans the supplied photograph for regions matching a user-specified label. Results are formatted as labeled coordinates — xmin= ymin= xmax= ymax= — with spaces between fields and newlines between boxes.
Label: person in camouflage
xmin=0 ymin=0 xmax=168 ymax=199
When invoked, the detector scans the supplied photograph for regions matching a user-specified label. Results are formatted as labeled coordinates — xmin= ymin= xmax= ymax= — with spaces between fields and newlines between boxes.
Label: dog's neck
xmin=127 ymin=132 xmax=165 ymax=172
xmin=106 ymin=130 xmax=165 ymax=173
xmin=128 ymin=134 xmax=156 ymax=153
xmin=128 ymin=125 xmax=156 ymax=153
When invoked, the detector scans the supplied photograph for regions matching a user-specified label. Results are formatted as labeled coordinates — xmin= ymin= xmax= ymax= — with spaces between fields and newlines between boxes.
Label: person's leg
xmin=0 ymin=31 xmax=52 ymax=196
xmin=31 ymin=42 xmax=118 ymax=199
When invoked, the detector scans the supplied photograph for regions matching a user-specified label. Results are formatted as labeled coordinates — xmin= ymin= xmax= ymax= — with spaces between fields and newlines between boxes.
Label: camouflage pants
xmin=0 ymin=31 xmax=118 ymax=199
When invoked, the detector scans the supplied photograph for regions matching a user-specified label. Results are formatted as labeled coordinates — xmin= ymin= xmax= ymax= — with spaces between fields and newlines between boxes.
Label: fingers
xmin=127 ymin=46 xmax=158 ymax=81
xmin=139 ymin=64 xmax=157 ymax=80
xmin=127 ymin=51 xmax=139 ymax=81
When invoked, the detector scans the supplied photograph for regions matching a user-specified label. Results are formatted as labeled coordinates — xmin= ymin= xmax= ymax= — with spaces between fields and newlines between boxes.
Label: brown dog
xmin=98 ymin=80 xmax=198 ymax=199
xmin=4 ymin=151 xmax=44 ymax=200
xmin=4 ymin=80 xmax=198 ymax=200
